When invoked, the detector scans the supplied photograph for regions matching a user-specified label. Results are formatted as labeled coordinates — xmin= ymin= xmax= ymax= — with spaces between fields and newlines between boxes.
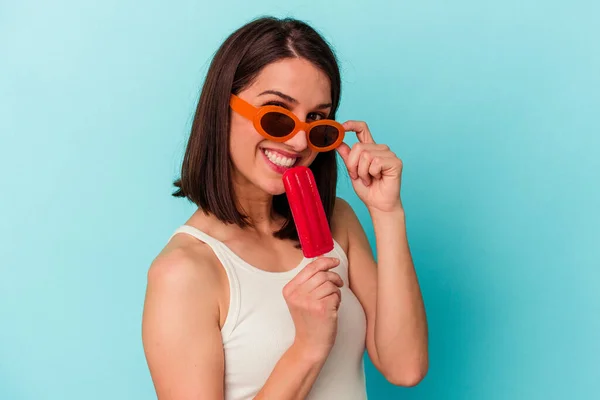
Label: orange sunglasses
xmin=229 ymin=94 xmax=345 ymax=152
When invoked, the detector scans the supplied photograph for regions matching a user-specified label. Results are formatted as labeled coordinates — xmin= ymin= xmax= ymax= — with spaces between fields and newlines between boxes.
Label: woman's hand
xmin=282 ymin=257 xmax=343 ymax=361
xmin=336 ymin=120 xmax=404 ymax=213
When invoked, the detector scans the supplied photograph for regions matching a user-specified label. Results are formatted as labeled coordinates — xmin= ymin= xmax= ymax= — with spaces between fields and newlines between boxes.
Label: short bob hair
xmin=173 ymin=16 xmax=342 ymax=242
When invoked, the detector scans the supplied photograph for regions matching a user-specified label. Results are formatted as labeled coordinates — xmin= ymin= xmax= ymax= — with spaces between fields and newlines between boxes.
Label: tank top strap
xmin=170 ymin=225 xmax=224 ymax=247
xmin=169 ymin=225 xmax=241 ymax=341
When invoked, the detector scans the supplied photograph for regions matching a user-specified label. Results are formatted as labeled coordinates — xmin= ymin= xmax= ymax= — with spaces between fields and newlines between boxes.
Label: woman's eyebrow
xmin=259 ymin=90 xmax=332 ymax=109
xmin=315 ymin=102 xmax=333 ymax=110
xmin=259 ymin=90 xmax=297 ymax=103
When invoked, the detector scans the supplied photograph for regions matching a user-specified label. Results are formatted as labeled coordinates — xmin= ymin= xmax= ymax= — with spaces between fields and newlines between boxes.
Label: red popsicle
xmin=282 ymin=166 xmax=334 ymax=258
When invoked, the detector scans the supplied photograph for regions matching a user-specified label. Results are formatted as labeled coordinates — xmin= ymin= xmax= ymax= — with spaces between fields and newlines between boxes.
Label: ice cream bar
xmin=283 ymin=166 xmax=334 ymax=258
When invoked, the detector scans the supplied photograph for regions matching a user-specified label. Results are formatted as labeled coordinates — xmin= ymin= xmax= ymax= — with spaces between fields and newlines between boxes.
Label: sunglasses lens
xmin=260 ymin=112 xmax=295 ymax=138
xmin=309 ymin=125 xmax=340 ymax=148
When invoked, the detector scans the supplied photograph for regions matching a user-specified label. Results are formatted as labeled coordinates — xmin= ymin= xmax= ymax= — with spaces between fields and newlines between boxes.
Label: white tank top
xmin=170 ymin=225 xmax=368 ymax=400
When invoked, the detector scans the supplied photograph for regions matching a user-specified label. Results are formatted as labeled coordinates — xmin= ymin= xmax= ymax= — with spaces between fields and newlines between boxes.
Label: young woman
xmin=142 ymin=17 xmax=428 ymax=400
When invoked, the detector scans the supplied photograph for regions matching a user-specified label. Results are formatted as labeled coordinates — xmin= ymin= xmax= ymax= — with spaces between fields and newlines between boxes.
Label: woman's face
xmin=229 ymin=57 xmax=333 ymax=195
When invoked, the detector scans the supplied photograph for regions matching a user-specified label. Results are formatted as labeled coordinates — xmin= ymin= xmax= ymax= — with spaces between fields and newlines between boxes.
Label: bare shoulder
xmin=332 ymin=196 xmax=375 ymax=263
xmin=143 ymin=235 xmax=227 ymax=336
xmin=332 ymin=196 xmax=355 ymax=220
xmin=331 ymin=197 xmax=350 ymax=250
xmin=147 ymin=235 xmax=224 ymax=297
xmin=331 ymin=197 xmax=365 ymax=253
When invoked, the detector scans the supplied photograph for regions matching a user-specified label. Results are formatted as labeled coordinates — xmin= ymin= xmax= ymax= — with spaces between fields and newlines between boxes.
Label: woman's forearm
xmin=253 ymin=342 xmax=327 ymax=400
xmin=370 ymin=206 xmax=428 ymax=384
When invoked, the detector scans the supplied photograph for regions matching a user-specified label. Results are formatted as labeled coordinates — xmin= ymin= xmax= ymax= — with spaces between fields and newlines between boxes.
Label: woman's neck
xmin=230 ymin=171 xmax=283 ymax=234
xmin=237 ymin=195 xmax=275 ymax=228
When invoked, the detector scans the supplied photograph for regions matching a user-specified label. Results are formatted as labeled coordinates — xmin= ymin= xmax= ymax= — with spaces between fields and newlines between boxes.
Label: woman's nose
xmin=284 ymin=130 xmax=309 ymax=151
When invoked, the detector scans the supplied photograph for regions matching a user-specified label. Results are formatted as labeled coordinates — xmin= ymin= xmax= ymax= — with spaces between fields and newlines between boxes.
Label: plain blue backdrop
xmin=1 ymin=1 xmax=599 ymax=399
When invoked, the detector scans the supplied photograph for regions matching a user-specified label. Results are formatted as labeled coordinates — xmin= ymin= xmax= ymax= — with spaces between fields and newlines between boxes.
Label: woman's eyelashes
xmin=262 ymin=101 xmax=327 ymax=121
xmin=307 ymin=111 xmax=326 ymax=121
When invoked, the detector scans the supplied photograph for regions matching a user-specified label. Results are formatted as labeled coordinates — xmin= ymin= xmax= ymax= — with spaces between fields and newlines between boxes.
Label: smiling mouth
xmin=261 ymin=148 xmax=300 ymax=168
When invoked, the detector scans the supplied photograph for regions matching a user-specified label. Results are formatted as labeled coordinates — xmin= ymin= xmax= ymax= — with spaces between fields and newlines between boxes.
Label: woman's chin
xmin=263 ymin=181 xmax=286 ymax=196
xmin=260 ymin=179 xmax=285 ymax=196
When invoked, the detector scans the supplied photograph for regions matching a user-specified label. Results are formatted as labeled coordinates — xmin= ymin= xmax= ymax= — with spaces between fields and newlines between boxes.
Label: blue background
xmin=1 ymin=1 xmax=599 ymax=399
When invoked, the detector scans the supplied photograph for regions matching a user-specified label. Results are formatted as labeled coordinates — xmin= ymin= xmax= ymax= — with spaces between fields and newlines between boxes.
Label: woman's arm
xmin=142 ymin=245 xmax=336 ymax=400
xmin=338 ymin=199 xmax=428 ymax=386
xmin=142 ymin=247 xmax=226 ymax=399
xmin=253 ymin=343 xmax=327 ymax=399
xmin=335 ymin=119 xmax=428 ymax=386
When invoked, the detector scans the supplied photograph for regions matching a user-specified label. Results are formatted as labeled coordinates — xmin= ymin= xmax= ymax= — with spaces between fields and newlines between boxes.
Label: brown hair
xmin=173 ymin=16 xmax=341 ymax=242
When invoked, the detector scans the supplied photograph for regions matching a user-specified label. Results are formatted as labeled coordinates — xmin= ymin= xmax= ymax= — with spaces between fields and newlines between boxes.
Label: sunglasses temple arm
xmin=230 ymin=95 xmax=258 ymax=120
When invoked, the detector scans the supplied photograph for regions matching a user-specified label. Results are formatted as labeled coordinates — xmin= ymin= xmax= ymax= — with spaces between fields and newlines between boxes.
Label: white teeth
xmin=264 ymin=149 xmax=296 ymax=167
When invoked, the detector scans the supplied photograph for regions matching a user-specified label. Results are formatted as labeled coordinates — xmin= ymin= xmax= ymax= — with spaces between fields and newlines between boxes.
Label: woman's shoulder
xmin=332 ymin=196 xmax=363 ymax=226
xmin=146 ymin=232 xmax=226 ymax=307
xmin=333 ymin=196 xmax=355 ymax=215
xmin=331 ymin=196 xmax=363 ymax=253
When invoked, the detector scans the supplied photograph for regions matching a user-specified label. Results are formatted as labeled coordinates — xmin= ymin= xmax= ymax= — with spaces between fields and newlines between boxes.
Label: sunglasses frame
xmin=229 ymin=94 xmax=345 ymax=152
